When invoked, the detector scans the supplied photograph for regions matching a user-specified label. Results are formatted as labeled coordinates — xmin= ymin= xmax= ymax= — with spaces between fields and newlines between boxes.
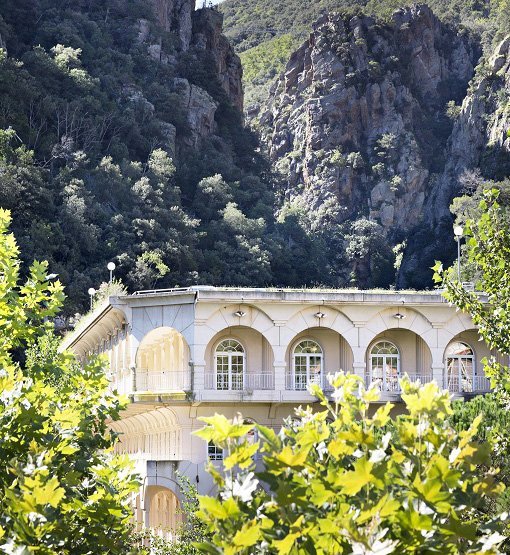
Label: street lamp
xmin=87 ymin=287 xmax=96 ymax=310
xmin=454 ymin=225 xmax=464 ymax=281
xmin=107 ymin=261 xmax=116 ymax=283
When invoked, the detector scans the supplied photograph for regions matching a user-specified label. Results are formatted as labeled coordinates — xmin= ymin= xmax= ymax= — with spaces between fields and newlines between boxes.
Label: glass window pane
xmin=445 ymin=341 xmax=473 ymax=357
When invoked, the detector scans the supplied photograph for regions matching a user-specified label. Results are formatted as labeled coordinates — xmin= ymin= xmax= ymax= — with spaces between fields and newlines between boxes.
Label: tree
xmin=435 ymin=188 xmax=510 ymax=542
xmin=194 ymin=373 xmax=506 ymax=554
xmin=0 ymin=209 xmax=138 ymax=553
xmin=433 ymin=189 xmax=510 ymax=386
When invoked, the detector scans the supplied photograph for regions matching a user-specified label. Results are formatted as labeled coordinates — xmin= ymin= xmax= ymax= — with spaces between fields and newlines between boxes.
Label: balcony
xmin=204 ymin=372 xmax=274 ymax=391
xmin=446 ymin=374 xmax=491 ymax=394
xmin=285 ymin=372 xmax=323 ymax=391
xmin=109 ymin=368 xmax=191 ymax=396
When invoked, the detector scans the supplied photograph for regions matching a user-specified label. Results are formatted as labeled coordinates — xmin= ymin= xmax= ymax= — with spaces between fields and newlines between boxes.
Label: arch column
xmin=431 ymin=346 xmax=446 ymax=388
xmin=273 ymin=362 xmax=287 ymax=390
xmin=431 ymin=365 xmax=445 ymax=388
xmin=193 ymin=363 xmax=205 ymax=390
xmin=353 ymin=361 xmax=366 ymax=383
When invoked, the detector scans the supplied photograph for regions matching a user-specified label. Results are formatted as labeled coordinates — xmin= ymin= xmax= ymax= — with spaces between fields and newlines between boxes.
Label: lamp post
xmin=107 ymin=261 xmax=116 ymax=283
xmin=88 ymin=287 xmax=96 ymax=310
xmin=454 ymin=225 xmax=463 ymax=281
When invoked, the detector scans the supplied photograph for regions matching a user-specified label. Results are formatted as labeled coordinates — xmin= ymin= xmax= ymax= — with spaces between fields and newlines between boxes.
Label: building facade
xmin=61 ymin=287 xmax=500 ymax=535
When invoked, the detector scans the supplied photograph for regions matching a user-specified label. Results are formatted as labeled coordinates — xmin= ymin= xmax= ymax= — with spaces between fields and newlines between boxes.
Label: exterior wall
xmin=285 ymin=328 xmax=354 ymax=374
xmin=61 ymin=287 xmax=499 ymax=535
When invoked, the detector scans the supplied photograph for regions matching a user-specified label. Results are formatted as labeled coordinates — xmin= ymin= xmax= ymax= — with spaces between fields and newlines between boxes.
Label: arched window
xmin=215 ymin=339 xmax=245 ymax=390
xmin=445 ymin=341 xmax=474 ymax=392
xmin=292 ymin=340 xmax=323 ymax=391
xmin=369 ymin=341 xmax=400 ymax=392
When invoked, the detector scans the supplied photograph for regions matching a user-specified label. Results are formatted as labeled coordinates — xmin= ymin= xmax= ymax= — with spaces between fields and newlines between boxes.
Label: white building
xmin=61 ymin=286 xmax=499 ymax=534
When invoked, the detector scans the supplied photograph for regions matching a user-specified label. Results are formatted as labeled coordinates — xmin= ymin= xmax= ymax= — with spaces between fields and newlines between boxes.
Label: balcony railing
xmin=285 ymin=373 xmax=322 ymax=391
xmin=445 ymin=375 xmax=491 ymax=393
xmin=365 ymin=374 xmax=434 ymax=393
xmin=109 ymin=369 xmax=491 ymax=396
xmin=204 ymin=372 xmax=274 ymax=391
xmin=109 ymin=368 xmax=191 ymax=394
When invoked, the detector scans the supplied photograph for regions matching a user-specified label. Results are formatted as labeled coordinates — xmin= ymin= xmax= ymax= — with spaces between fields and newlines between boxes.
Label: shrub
xmin=195 ymin=373 xmax=506 ymax=554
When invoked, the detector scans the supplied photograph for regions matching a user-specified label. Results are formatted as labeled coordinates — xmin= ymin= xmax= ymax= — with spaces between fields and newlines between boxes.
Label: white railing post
xmin=130 ymin=365 xmax=137 ymax=393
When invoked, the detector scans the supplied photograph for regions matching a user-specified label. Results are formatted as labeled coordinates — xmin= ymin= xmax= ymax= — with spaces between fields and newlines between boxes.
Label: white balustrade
xmin=109 ymin=368 xmax=191 ymax=394
xmin=109 ymin=368 xmax=491 ymax=396
xmin=204 ymin=372 xmax=274 ymax=391
xmin=365 ymin=374 xmax=434 ymax=393
xmin=285 ymin=372 xmax=323 ymax=391
xmin=445 ymin=374 xmax=491 ymax=393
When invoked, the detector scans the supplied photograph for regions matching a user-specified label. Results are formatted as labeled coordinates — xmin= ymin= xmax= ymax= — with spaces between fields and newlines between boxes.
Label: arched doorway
xmin=285 ymin=328 xmax=353 ymax=391
xmin=291 ymin=339 xmax=323 ymax=390
xmin=147 ymin=487 xmax=182 ymax=538
xmin=444 ymin=341 xmax=475 ymax=392
xmin=369 ymin=340 xmax=400 ymax=392
xmin=366 ymin=329 xmax=432 ymax=392
xmin=204 ymin=327 xmax=274 ymax=390
xmin=214 ymin=339 xmax=245 ymax=390
xmin=135 ymin=327 xmax=190 ymax=392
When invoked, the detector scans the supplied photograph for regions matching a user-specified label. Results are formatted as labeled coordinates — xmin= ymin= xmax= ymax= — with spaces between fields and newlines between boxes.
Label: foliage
xmin=0 ymin=1 xmax=302 ymax=313
xmin=195 ymin=372 xmax=506 ymax=554
xmin=345 ymin=218 xmax=395 ymax=288
xmin=92 ymin=278 xmax=129 ymax=309
xmin=0 ymin=209 xmax=138 ymax=553
xmin=240 ymin=34 xmax=296 ymax=107
xmin=434 ymin=189 xmax=510 ymax=363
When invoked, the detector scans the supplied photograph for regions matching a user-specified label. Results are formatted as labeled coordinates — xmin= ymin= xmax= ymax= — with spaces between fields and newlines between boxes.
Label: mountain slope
xmin=259 ymin=5 xmax=484 ymax=287
xmin=0 ymin=0 xmax=295 ymax=312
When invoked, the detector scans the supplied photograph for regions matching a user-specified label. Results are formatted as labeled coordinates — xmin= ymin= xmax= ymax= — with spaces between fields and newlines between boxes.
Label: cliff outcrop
xmin=192 ymin=8 xmax=244 ymax=111
xmin=139 ymin=2 xmax=243 ymax=147
xmin=262 ymin=5 xmax=478 ymax=235
xmin=150 ymin=0 xmax=194 ymax=51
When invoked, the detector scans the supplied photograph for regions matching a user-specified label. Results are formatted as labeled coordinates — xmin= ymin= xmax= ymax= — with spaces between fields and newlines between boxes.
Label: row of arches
xmin=105 ymin=309 xmax=499 ymax=395
xmin=207 ymin=335 xmax=483 ymax=393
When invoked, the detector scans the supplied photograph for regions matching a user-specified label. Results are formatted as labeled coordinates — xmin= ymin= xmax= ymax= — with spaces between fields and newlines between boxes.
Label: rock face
xmin=174 ymin=77 xmax=218 ymax=146
xmin=262 ymin=5 xmax=478 ymax=234
xmin=432 ymin=34 xmax=510 ymax=207
xmin=150 ymin=0 xmax=194 ymax=51
xmin=192 ymin=8 xmax=244 ymax=111
xmin=393 ymin=34 xmax=510 ymax=287
xmin=139 ymin=3 xmax=243 ymax=148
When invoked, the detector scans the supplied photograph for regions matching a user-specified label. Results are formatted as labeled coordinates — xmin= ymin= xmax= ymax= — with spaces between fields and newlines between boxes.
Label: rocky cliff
xmin=138 ymin=2 xmax=243 ymax=149
xmin=262 ymin=5 xmax=478 ymax=237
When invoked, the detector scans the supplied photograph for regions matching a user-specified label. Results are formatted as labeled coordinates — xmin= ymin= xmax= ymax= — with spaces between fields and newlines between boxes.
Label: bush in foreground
xmin=0 ymin=208 xmax=138 ymax=554
xmin=195 ymin=373 xmax=507 ymax=554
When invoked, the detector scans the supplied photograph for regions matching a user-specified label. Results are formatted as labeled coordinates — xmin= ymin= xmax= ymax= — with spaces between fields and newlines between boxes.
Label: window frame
xmin=214 ymin=338 xmax=245 ymax=391
xmin=369 ymin=340 xmax=400 ymax=392
xmin=207 ymin=441 xmax=224 ymax=461
xmin=444 ymin=341 xmax=475 ymax=392
xmin=291 ymin=339 xmax=323 ymax=391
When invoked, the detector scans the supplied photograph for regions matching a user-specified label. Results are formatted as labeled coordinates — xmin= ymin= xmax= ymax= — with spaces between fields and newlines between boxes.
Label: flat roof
xmin=123 ymin=285 xmax=448 ymax=304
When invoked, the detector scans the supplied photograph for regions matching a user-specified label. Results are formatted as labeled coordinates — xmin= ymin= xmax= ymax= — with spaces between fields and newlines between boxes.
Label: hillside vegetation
xmin=0 ymin=0 xmax=337 ymax=314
